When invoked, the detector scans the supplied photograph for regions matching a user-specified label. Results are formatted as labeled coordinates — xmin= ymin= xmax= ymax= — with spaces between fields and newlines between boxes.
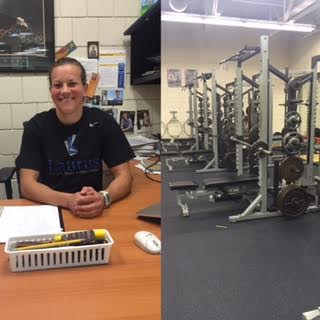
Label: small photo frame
xmin=84 ymin=95 xmax=101 ymax=108
xmin=137 ymin=110 xmax=151 ymax=130
xmin=101 ymin=89 xmax=124 ymax=106
xmin=120 ymin=111 xmax=135 ymax=133
xmin=92 ymin=95 xmax=101 ymax=106
xmin=101 ymin=89 xmax=108 ymax=106
xmin=87 ymin=41 xmax=99 ymax=59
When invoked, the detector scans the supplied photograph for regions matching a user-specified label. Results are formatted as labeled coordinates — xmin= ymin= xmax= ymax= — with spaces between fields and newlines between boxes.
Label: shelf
xmin=124 ymin=2 xmax=160 ymax=85
xmin=131 ymin=70 xmax=160 ymax=85
xmin=124 ymin=2 xmax=160 ymax=36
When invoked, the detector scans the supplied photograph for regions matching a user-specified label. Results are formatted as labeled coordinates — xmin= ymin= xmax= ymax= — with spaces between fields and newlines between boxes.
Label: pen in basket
xmin=14 ymin=229 xmax=108 ymax=250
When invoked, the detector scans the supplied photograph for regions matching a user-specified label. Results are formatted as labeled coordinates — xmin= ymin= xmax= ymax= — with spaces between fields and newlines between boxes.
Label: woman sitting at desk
xmin=16 ymin=57 xmax=135 ymax=218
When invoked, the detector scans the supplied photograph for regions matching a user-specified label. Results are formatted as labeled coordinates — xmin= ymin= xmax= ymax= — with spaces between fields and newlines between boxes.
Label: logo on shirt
xmin=64 ymin=134 xmax=78 ymax=156
xmin=89 ymin=122 xmax=99 ymax=127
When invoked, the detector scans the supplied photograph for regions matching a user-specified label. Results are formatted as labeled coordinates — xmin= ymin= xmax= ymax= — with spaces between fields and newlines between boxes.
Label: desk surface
xmin=0 ymin=163 xmax=161 ymax=320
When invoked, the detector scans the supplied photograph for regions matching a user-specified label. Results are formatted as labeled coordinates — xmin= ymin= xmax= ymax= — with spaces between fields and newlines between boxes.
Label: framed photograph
xmin=101 ymin=88 xmax=123 ymax=106
xmin=87 ymin=41 xmax=99 ymax=59
xmin=137 ymin=110 xmax=151 ymax=130
xmin=120 ymin=111 xmax=135 ymax=133
xmin=0 ymin=0 xmax=55 ymax=73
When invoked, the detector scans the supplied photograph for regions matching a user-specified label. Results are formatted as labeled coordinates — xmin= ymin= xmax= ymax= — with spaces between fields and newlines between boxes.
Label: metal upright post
xmin=188 ymin=86 xmax=194 ymax=138
xmin=211 ymin=73 xmax=219 ymax=170
xmin=259 ymin=35 xmax=270 ymax=212
xmin=235 ymin=64 xmax=243 ymax=176
xmin=268 ymin=78 xmax=273 ymax=161
xmin=306 ymin=58 xmax=318 ymax=182
xmin=192 ymin=85 xmax=199 ymax=151
xmin=196 ymin=73 xmax=221 ymax=173
xmin=202 ymin=77 xmax=209 ymax=150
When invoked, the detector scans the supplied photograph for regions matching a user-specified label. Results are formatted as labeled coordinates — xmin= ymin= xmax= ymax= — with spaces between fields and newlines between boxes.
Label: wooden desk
xmin=0 ymin=163 xmax=161 ymax=320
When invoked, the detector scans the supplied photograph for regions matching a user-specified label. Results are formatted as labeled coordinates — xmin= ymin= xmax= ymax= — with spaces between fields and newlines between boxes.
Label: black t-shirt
xmin=16 ymin=107 xmax=135 ymax=193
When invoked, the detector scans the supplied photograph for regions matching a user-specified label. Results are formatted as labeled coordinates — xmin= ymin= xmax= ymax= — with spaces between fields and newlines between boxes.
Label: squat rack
xmin=229 ymin=35 xmax=320 ymax=222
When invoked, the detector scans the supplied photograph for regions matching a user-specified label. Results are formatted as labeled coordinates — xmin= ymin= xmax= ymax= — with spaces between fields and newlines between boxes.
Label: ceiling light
xmin=161 ymin=12 xmax=316 ymax=33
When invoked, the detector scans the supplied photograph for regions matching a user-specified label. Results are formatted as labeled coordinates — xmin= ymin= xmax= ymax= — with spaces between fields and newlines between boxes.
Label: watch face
xmin=101 ymin=191 xmax=111 ymax=207
xmin=105 ymin=193 xmax=111 ymax=205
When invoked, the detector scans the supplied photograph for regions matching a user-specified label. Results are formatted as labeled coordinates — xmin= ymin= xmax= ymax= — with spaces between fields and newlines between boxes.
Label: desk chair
xmin=0 ymin=167 xmax=16 ymax=199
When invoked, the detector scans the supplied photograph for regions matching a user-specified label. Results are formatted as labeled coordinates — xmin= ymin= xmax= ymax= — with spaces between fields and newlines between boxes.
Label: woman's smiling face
xmin=50 ymin=64 xmax=87 ymax=122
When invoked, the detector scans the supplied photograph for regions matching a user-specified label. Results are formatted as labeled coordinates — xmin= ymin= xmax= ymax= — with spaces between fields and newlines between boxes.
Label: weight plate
xmin=285 ymin=111 xmax=302 ymax=130
xmin=277 ymin=184 xmax=308 ymax=217
xmin=223 ymin=152 xmax=236 ymax=171
xmin=198 ymin=117 xmax=213 ymax=126
xmin=249 ymin=141 xmax=269 ymax=160
xmin=283 ymin=132 xmax=304 ymax=155
xmin=279 ymin=156 xmax=304 ymax=183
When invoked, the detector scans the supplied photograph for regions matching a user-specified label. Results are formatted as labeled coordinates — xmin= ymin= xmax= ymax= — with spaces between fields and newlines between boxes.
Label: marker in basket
xmin=54 ymin=229 xmax=107 ymax=242
xmin=14 ymin=229 xmax=108 ymax=250
xmin=15 ymin=239 xmax=87 ymax=251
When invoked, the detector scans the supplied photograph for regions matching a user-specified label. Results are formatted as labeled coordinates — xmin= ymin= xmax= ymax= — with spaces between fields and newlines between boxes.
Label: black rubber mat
xmin=162 ymin=162 xmax=320 ymax=320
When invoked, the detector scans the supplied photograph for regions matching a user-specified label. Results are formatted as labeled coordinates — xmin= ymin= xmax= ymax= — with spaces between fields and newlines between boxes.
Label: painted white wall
xmin=0 ymin=0 xmax=160 ymax=199
xmin=287 ymin=32 xmax=320 ymax=135
xmin=161 ymin=22 xmax=313 ymax=139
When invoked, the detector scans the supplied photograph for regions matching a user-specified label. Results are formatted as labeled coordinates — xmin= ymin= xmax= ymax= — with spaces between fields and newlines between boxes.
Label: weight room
xmin=161 ymin=1 xmax=320 ymax=320
xmin=162 ymin=1 xmax=320 ymax=217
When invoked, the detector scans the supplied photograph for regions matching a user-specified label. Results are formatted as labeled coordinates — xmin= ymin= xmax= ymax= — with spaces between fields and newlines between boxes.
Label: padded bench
xmin=203 ymin=174 xmax=258 ymax=188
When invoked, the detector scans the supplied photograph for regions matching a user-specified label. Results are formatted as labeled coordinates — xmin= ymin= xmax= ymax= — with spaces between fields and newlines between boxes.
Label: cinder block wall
xmin=0 ymin=0 xmax=160 ymax=199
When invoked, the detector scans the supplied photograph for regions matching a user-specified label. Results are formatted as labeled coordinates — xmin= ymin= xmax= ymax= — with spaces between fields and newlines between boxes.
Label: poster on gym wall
xmin=167 ymin=69 xmax=182 ymax=87
xmin=185 ymin=69 xmax=199 ymax=87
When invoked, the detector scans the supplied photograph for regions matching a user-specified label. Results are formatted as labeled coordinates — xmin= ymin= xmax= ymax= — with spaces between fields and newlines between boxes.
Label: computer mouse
xmin=134 ymin=231 xmax=161 ymax=254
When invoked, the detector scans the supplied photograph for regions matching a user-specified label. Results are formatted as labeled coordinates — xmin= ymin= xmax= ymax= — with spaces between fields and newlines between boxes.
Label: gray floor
xmin=162 ymin=159 xmax=320 ymax=320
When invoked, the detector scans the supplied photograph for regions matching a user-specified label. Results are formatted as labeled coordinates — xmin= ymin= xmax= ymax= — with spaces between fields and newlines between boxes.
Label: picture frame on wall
xmin=137 ymin=109 xmax=151 ymax=130
xmin=0 ymin=0 xmax=55 ymax=72
xmin=101 ymin=88 xmax=124 ymax=106
xmin=120 ymin=111 xmax=135 ymax=133
xmin=87 ymin=41 xmax=99 ymax=59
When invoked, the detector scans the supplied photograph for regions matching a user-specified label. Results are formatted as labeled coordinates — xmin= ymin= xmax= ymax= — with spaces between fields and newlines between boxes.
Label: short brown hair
xmin=48 ymin=57 xmax=87 ymax=87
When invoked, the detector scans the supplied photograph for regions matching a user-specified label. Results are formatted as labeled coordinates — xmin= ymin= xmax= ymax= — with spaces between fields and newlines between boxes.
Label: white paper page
xmin=77 ymin=58 xmax=98 ymax=77
xmin=0 ymin=205 xmax=62 ymax=243
xmin=99 ymin=64 xmax=118 ymax=88
xmin=126 ymin=135 xmax=159 ymax=147
xmin=99 ymin=49 xmax=126 ymax=88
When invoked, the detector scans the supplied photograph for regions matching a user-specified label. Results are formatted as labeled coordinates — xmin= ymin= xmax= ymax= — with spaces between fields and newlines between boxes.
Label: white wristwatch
xmin=99 ymin=190 xmax=112 ymax=208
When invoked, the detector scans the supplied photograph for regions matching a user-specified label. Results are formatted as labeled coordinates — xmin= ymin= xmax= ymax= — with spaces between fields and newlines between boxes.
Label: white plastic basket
xmin=4 ymin=229 xmax=114 ymax=272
